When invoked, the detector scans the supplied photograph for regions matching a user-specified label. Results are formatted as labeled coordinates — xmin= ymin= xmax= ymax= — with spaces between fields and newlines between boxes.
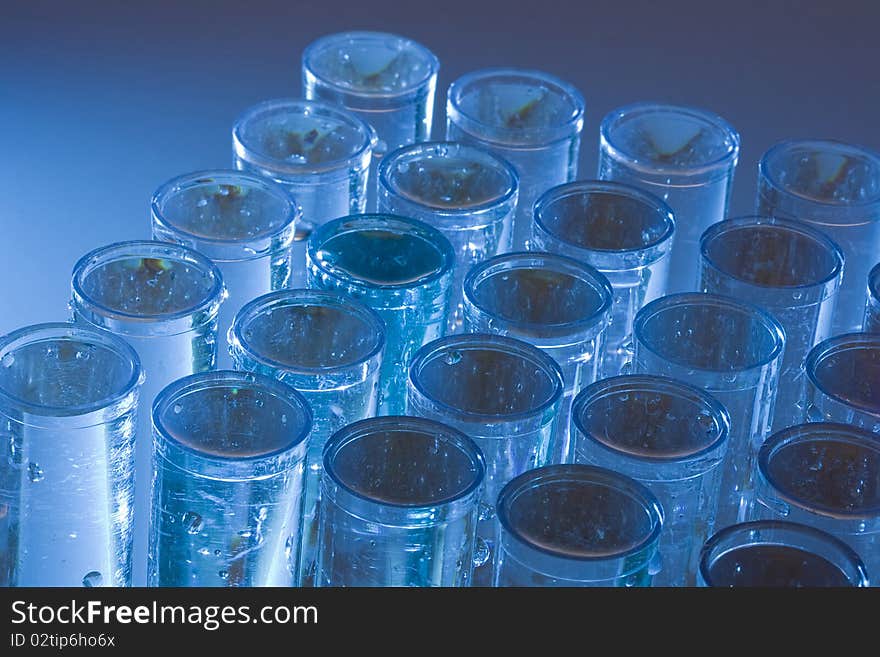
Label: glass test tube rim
xmin=302 ymin=30 xmax=440 ymax=102
xmin=758 ymin=138 xmax=880 ymax=212
xmin=599 ymin=101 xmax=741 ymax=183
xmin=228 ymin=288 xmax=386 ymax=378
xmin=533 ymin=179 xmax=675 ymax=258
xmin=378 ymin=140 xmax=520 ymax=219
xmin=152 ymin=369 xmax=313 ymax=465
xmin=496 ymin=464 xmax=664 ymax=563
xmin=758 ymin=421 xmax=880 ymax=519
xmin=633 ymin=292 xmax=786 ymax=375
xmin=462 ymin=250 xmax=614 ymax=341
xmin=446 ymin=67 xmax=586 ymax=148
xmin=0 ymin=321 xmax=142 ymax=422
xmin=700 ymin=214 xmax=845 ymax=295
xmin=571 ymin=373 xmax=731 ymax=464
xmin=307 ymin=212 xmax=456 ymax=292
xmin=697 ymin=519 xmax=870 ymax=587
xmin=321 ymin=415 xmax=486 ymax=510
xmin=71 ymin=240 xmax=226 ymax=336
xmin=408 ymin=332 xmax=565 ymax=427
xmin=231 ymin=98 xmax=375 ymax=178
xmin=151 ymin=169 xmax=300 ymax=261
xmin=804 ymin=331 xmax=880 ymax=417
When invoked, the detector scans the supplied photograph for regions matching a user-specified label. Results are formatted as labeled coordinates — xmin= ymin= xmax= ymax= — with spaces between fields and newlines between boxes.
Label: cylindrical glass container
xmin=633 ymin=293 xmax=785 ymax=529
xmin=318 ymin=416 xmax=485 ymax=587
xmin=151 ymin=170 xmax=297 ymax=365
xmin=495 ymin=465 xmax=664 ymax=587
xmin=149 ymin=371 xmax=311 ymax=587
xmin=805 ymin=332 xmax=880 ymax=433
xmin=598 ymin=102 xmax=740 ymax=293
xmin=71 ymin=240 xmax=226 ymax=586
xmin=462 ymin=251 xmax=612 ymax=462
xmin=751 ymin=422 xmax=880 ymax=583
xmin=406 ymin=333 xmax=564 ymax=586
xmin=446 ymin=68 xmax=585 ymax=250
xmin=532 ymin=180 xmax=675 ymax=378
xmin=572 ymin=375 xmax=729 ymax=586
xmin=228 ymin=289 xmax=384 ymax=586
xmin=231 ymin=99 xmax=374 ymax=284
xmin=306 ymin=213 xmax=454 ymax=415
xmin=698 ymin=520 xmax=869 ymax=587
xmin=0 ymin=323 xmax=142 ymax=587
xmin=378 ymin=141 xmax=519 ymax=332
xmin=757 ymin=139 xmax=880 ymax=334
xmin=699 ymin=215 xmax=844 ymax=432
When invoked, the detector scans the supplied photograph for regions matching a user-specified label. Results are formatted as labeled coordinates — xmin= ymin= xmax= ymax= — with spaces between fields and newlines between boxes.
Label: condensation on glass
xmin=318 ymin=416 xmax=484 ymax=587
xmin=0 ymin=323 xmax=142 ymax=587
xmin=149 ymin=371 xmax=311 ymax=587
xmin=228 ymin=289 xmax=385 ymax=586
xmin=533 ymin=180 xmax=675 ymax=378
xmin=572 ymin=374 xmax=730 ymax=586
xmin=406 ymin=333 xmax=564 ymax=586
xmin=633 ymin=292 xmax=785 ymax=529
xmin=71 ymin=240 xmax=226 ymax=586
xmin=462 ymin=251 xmax=612 ymax=463
xmin=307 ymin=213 xmax=454 ymax=416
xmin=699 ymin=215 xmax=843 ymax=432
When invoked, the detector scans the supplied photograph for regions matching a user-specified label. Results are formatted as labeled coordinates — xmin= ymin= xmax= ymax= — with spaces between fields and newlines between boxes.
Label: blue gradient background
xmin=2 ymin=0 xmax=878 ymax=336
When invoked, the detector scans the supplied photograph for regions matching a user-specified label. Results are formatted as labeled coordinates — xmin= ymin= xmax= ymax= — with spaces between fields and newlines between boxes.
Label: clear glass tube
xmin=446 ymin=68 xmax=585 ymax=250
xmin=318 ymin=416 xmax=485 ymax=587
xmin=866 ymin=263 xmax=880 ymax=333
xmin=378 ymin=141 xmax=519 ymax=332
xmin=633 ymin=292 xmax=785 ymax=529
xmin=0 ymin=323 xmax=142 ymax=587
xmin=698 ymin=520 xmax=869 ymax=587
xmin=231 ymin=98 xmax=374 ymax=284
xmin=495 ymin=465 xmax=663 ymax=587
xmin=149 ymin=370 xmax=311 ymax=587
xmin=462 ymin=251 xmax=612 ymax=463
xmin=406 ymin=333 xmax=564 ymax=586
xmin=598 ymin=102 xmax=740 ymax=294
xmin=751 ymin=422 xmax=880 ymax=583
xmin=303 ymin=31 xmax=439 ymax=210
xmin=306 ymin=213 xmax=454 ymax=416
xmin=151 ymin=170 xmax=297 ymax=367
xmin=699 ymin=215 xmax=844 ymax=432
xmin=70 ymin=240 xmax=226 ymax=587
xmin=805 ymin=332 xmax=880 ymax=433
xmin=227 ymin=289 xmax=385 ymax=586
xmin=571 ymin=374 xmax=730 ymax=586
xmin=757 ymin=139 xmax=880 ymax=334
xmin=532 ymin=180 xmax=675 ymax=378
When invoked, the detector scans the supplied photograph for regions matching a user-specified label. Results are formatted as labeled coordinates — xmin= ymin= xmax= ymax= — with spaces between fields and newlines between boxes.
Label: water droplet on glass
xmin=214 ymin=549 xmax=222 ymax=557
xmin=218 ymin=570 xmax=229 ymax=580
xmin=443 ymin=350 xmax=462 ymax=366
xmin=27 ymin=462 xmax=44 ymax=482
xmin=182 ymin=511 xmax=204 ymax=534
xmin=198 ymin=547 xmax=211 ymax=556
xmin=173 ymin=404 xmax=183 ymax=414
xmin=82 ymin=571 xmax=103 ymax=587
